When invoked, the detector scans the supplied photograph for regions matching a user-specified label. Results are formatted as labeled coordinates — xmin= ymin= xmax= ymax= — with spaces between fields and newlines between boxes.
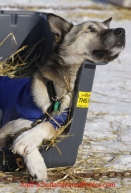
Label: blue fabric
xmin=49 ymin=108 xmax=69 ymax=129
xmin=0 ymin=76 xmax=43 ymax=126
xmin=0 ymin=76 xmax=69 ymax=129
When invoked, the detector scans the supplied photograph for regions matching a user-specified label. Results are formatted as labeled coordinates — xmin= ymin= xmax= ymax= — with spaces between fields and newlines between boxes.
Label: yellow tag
xmin=76 ymin=91 xmax=91 ymax=108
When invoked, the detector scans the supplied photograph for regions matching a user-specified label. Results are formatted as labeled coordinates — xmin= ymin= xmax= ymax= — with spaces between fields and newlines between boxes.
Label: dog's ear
xmin=103 ymin=17 xmax=112 ymax=28
xmin=47 ymin=13 xmax=72 ymax=43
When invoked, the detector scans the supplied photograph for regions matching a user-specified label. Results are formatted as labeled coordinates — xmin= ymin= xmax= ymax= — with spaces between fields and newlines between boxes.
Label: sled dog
xmin=0 ymin=13 xmax=125 ymax=181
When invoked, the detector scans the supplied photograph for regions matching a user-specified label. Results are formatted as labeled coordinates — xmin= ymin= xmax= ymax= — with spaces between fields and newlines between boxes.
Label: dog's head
xmin=47 ymin=14 xmax=125 ymax=64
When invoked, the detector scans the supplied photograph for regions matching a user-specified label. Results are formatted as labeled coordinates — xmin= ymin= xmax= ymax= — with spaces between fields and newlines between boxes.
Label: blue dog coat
xmin=0 ymin=76 xmax=69 ymax=128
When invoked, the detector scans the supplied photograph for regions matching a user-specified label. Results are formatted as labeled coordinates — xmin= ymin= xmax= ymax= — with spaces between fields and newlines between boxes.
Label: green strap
xmin=54 ymin=101 xmax=61 ymax=111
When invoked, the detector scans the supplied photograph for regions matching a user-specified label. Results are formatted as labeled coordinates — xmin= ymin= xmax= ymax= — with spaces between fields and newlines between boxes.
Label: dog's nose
xmin=114 ymin=28 xmax=125 ymax=36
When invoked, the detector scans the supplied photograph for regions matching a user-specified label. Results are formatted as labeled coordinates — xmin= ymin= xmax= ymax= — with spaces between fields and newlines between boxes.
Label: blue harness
xmin=0 ymin=76 xmax=69 ymax=128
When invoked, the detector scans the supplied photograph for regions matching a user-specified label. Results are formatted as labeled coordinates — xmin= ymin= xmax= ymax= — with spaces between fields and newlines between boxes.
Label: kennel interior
xmin=0 ymin=11 xmax=107 ymax=170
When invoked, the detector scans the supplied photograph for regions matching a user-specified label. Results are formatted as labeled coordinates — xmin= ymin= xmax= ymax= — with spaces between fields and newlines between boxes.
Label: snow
xmin=0 ymin=0 xmax=96 ymax=7
xmin=0 ymin=0 xmax=131 ymax=192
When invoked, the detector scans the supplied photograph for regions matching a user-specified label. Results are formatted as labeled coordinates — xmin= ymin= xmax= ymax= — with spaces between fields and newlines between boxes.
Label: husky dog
xmin=0 ymin=14 xmax=125 ymax=181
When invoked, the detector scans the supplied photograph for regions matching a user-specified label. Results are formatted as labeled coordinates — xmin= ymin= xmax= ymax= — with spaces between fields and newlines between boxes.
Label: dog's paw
xmin=11 ymin=122 xmax=55 ymax=156
xmin=24 ymin=148 xmax=47 ymax=182
xmin=11 ymin=127 xmax=44 ymax=156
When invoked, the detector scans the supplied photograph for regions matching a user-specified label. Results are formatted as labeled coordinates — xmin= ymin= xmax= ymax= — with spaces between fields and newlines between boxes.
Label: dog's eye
xmin=88 ymin=26 xmax=96 ymax=33
xmin=84 ymin=27 xmax=96 ymax=34
xmin=89 ymin=28 xmax=96 ymax=32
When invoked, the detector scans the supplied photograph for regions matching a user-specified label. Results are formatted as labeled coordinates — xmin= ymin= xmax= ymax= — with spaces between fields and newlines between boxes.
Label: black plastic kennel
xmin=0 ymin=11 xmax=107 ymax=170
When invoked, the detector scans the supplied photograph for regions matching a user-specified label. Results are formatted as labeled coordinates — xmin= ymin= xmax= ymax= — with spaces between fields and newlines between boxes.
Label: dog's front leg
xmin=0 ymin=118 xmax=32 ymax=146
xmin=11 ymin=121 xmax=56 ymax=156
xmin=60 ymin=94 xmax=71 ymax=112
xmin=24 ymin=148 xmax=47 ymax=182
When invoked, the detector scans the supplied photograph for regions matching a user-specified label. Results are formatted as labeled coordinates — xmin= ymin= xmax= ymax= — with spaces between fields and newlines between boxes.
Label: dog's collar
xmin=46 ymin=80 xmax=56 ymax=104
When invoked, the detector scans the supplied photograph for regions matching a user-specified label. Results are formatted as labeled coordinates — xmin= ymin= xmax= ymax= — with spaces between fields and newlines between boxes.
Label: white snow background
xmin=0 ymin=0 xmax=131 ymax=192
